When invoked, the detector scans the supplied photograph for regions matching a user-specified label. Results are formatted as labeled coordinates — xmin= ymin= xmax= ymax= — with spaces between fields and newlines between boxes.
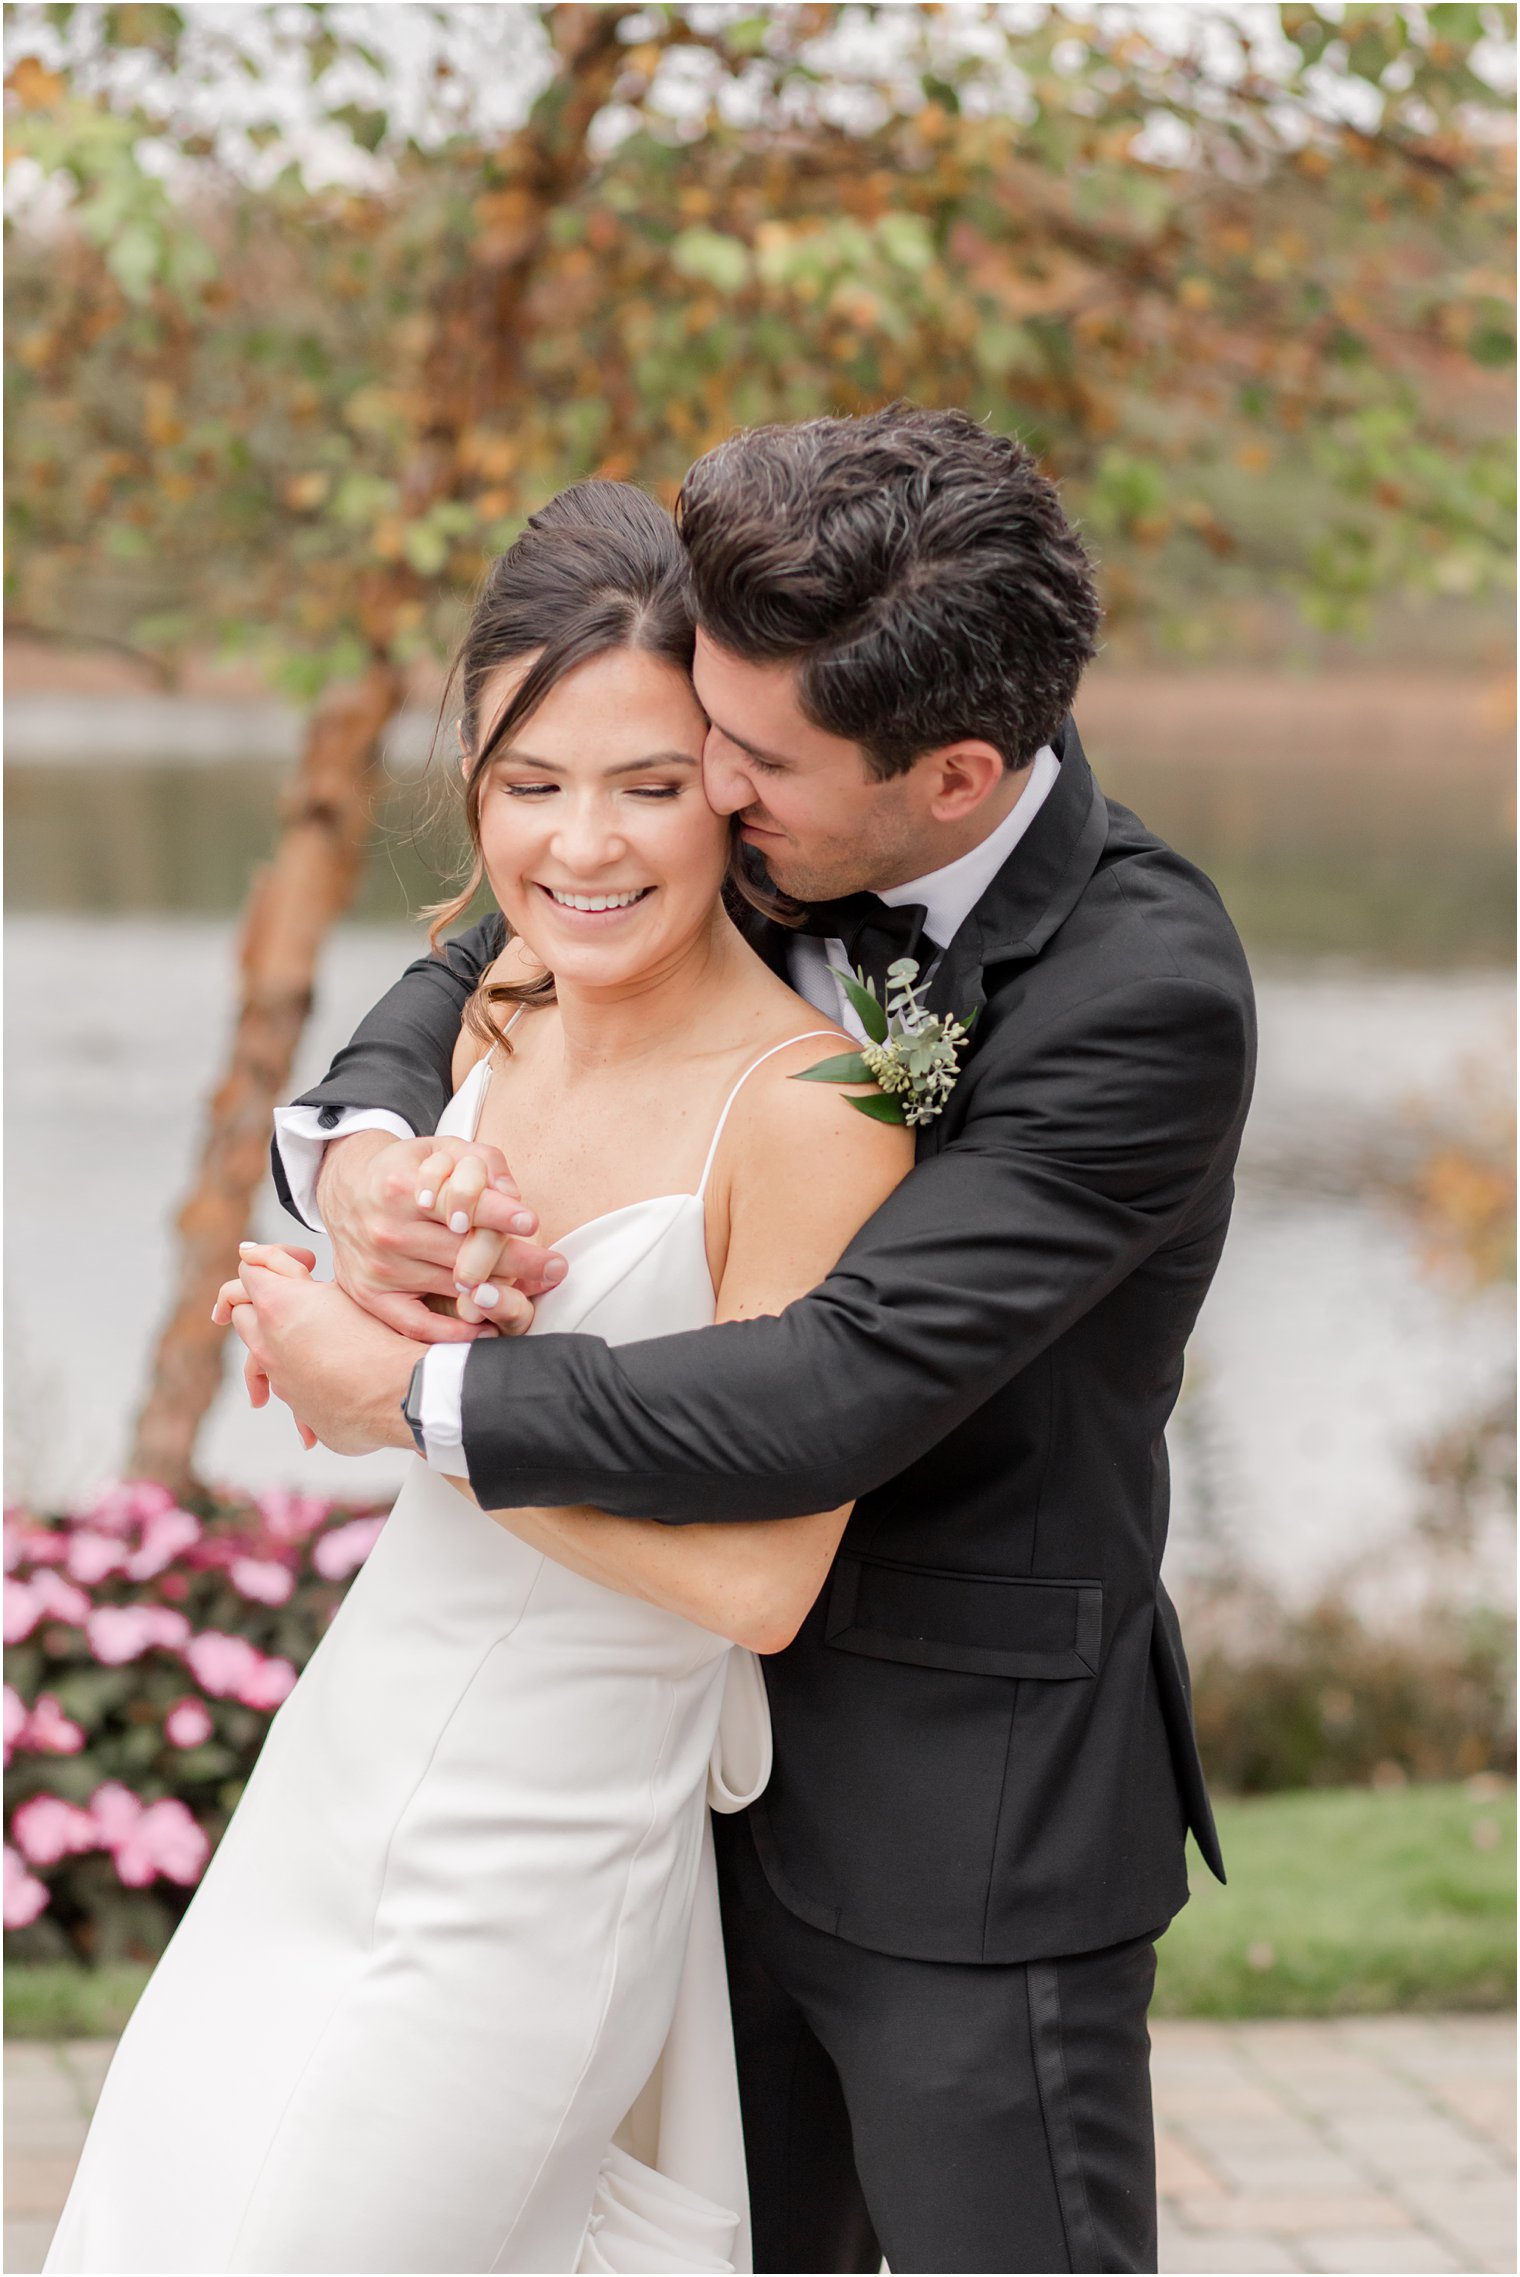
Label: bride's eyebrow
xmin=496 ymin=750 xmax=700 ymax=776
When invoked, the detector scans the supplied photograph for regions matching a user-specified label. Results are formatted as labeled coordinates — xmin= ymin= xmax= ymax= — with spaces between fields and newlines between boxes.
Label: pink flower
xmin=30 ymin=1570 xmax=90 ymax=1627
xmin=257 ymin=1488 xmax=330 ymax=1543
xmin=85 ymin=1605 xmax=160 ymax=1666
xmin=4 ymin=1845 xmax=49 ymax=1928
xmin=126 ymin=1507 xmax=201 ymax=1581
xmin=111 ymin=1797 xmax=210 ymax=1890
xmin=313 ymin=1516 xmax=385 ymax=1581
xmin=82 ymin=1603 xmax=188 ymax=1663
xmin=11 ymin=1793 xmax=97 ymax=1867
xmin=164 ymin=1698 xmax=213 ymax=1749
xmin=180 ymin=1630 xmax=294 ymax=1711
xmin=3 ymin=1685 xmax=27 ymax=1768
xmin=4 ymin=1578 xmax=40 ymax=1644
xmin=4 ymin=1523 xmax=67 ymax=1568
xmin=229 ymin=1557 xmax=295 ymax=1607
xmin=67 ymin=1530 xmax=129 ymax=1585
xmin=87 ymin=1781 xmax=142 ymax=1848
xmin=81 ymin=1482 xmax=174 ymax=1536
xmin=26 ymin=1694 xmax=85 ymax=1755
xmin=240 ymin=1656 xmax=297 ymax=1712
xmin=141 ymin=1606 xmax=190 ymax=1650
xmin=181 ymin=1629 xmax=261 ymax=1698
xmin=74 ymin=1485 xmax=137 ymax=1536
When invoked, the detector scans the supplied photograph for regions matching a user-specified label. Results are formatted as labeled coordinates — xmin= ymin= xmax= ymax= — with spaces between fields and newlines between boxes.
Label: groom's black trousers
xmin=715 ymin=1814 xmax=1160 ymax=2275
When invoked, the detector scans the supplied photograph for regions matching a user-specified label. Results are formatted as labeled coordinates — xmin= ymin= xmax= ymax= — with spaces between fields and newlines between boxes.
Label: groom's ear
xmin=920 ymin=738 xmax=1007 ymax=824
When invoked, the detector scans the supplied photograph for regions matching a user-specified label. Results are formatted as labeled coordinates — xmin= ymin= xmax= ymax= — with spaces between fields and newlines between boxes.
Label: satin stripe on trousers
xmin=714 ymin=1814 xmax=1160 ymax=2274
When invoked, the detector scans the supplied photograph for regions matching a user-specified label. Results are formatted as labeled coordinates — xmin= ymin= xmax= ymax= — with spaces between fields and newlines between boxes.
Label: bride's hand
xmin=214 ymin=1245 xmax=321 ymax=1449
xmin=411 ymin=1145 xmax=567 ymax=1333
xmin=321 ymin=1132 xmax=559 ymax=1339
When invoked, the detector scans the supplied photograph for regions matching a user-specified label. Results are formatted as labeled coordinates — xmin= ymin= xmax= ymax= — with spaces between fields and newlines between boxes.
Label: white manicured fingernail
xmin=238 ymin=1241 xmax=255 ymax=1254
xmin=475 ymin=1284 xmax=499 ymax=1308
xmin=417 ymin=1189 xmax=435 ymax=1210
xmin=449 ymin=1211 xmax=470 ymax=1234
xmin=509 ymin=1212 xmax=535 ymax=1234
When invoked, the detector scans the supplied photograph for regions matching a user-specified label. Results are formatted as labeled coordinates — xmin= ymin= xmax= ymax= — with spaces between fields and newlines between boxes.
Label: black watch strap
xmin=401 ymin=1357 xmax=429 ymax=1459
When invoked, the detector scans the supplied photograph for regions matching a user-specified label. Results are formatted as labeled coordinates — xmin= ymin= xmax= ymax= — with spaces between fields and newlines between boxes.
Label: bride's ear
xmin=456 ymin=718 xmax=472 ymax=780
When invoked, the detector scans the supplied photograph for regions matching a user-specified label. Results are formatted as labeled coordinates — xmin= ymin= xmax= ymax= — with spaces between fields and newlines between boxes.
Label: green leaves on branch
xmin=3 ymin=1 xmax=1512 ymax=690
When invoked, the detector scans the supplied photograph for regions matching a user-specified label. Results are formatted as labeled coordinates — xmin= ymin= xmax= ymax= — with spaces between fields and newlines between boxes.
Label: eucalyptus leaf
xmin=847 ymin=1091 xmax=907 ymax=1125
xmin=791 ymin=1052 xmax=873 ymax=1085
xmin=829 ymin=968 xmax=888 ymax=1044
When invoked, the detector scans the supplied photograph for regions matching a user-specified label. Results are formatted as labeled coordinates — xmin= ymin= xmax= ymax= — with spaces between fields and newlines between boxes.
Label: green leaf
xmin=791 ymin=1051 xmax=873 ymax=1085
xmin=829 ymin=967 xmax=888 ymax=1044
xmin=106 ymin=220 xmax=161 ymax=302
xmin=403 ymin=521 xmax=449 ymax=576
xmin=846 ymin=1091 xmax=906 ymax=1125
xmin=671 ymin=227 xmax=751 ymax=295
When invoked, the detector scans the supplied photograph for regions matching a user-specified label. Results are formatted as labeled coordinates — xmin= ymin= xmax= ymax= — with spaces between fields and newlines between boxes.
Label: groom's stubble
xmin=693 ymin=629 xmax=1019 ymax=903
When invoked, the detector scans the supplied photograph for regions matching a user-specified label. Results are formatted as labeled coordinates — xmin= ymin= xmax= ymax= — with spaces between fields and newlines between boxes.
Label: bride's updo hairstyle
xmin=426 ymin=479 xmax=696 ymax=1050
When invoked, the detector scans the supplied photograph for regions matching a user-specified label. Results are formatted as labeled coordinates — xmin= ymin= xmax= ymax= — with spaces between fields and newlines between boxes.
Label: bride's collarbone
xmin=473 ymin=1082 xmax=717 ymax=1234
xmin=473 ymin=996 xmax=825 ymax=1213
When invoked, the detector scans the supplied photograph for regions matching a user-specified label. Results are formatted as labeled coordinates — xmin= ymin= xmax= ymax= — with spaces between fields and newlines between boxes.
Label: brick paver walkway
xmin=5 ymin=2018 xmax=1513 ymax=2273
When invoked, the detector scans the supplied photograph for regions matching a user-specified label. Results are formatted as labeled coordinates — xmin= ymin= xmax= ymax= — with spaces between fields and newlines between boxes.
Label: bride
xmin=45 ymin=482 xmax=911 ymax=2275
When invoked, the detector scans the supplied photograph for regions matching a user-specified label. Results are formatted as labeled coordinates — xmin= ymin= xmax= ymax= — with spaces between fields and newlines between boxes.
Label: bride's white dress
xmin=46 ymin=1034 xmax=833 ymax=2275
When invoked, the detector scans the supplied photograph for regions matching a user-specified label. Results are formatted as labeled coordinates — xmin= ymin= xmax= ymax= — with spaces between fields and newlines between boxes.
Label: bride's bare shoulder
xmin=725 ymin=1024 xmax=915 ymax=1211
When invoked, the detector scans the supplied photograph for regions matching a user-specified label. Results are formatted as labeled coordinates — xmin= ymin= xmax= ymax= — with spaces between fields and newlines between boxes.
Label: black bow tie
xmin=796 ymin=893 xmax=932 ymax=997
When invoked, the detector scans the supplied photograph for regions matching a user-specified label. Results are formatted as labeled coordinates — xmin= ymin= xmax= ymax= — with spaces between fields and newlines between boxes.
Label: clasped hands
xmin=214 ymin=1129 xmax=567 ymax=1455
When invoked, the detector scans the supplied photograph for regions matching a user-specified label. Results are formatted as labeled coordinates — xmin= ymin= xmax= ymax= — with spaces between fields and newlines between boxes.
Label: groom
xmin=241 ymin=406 xmax=1255 ymax=2273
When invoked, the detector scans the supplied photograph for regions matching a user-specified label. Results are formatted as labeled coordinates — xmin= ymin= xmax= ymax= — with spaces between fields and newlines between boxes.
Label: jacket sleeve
xmin=460 ymin=972 xmax=1255 ymax=1520
xmin=269 ymin=914 xmax=504 ymax=1215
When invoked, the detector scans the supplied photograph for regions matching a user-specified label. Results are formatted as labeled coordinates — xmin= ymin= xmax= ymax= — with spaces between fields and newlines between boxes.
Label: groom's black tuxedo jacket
xmin=279 ymin=722 xmax=1255 ymax=1966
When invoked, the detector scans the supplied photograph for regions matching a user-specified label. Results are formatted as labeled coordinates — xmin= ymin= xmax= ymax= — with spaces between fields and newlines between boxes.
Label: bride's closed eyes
xmin=488 ymin=747 xmax=701 ymax=804
xmin=497 ymin=778 xmax=687 ymax=802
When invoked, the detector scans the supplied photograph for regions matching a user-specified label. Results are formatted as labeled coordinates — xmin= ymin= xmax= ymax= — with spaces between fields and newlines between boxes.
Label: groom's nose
xmin=701 ymin=731 xmax=753 ymax=817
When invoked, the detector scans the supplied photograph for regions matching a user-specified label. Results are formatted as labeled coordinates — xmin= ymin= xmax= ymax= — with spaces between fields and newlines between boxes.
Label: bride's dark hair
xmin=425 ymin=480 xmax=700 ymax=1051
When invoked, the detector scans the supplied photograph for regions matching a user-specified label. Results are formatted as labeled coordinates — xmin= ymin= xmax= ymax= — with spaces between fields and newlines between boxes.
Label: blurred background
xmin=4 ymin=6 xmax=1515 ymax=2272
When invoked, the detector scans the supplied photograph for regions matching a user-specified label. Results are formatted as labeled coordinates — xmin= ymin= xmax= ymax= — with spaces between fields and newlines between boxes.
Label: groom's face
xmin=693 ymin=631 xmax=925 ymax=902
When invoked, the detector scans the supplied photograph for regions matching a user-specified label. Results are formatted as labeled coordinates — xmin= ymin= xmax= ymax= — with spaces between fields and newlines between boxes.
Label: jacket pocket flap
xmin=825 ymin=1555 xmax=1101 ymax=1681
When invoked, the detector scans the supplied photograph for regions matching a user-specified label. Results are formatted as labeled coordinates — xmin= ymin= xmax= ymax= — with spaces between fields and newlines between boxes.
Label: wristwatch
xmin=401 ymin=1358 xmax=429 ymax=1459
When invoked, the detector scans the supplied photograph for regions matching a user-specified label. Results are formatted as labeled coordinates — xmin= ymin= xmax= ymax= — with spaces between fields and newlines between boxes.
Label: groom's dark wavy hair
xmin=425 ymin=479 xmax=695 ymax=1045
xmin=676 ymin=405 xmax=1101 ymax=779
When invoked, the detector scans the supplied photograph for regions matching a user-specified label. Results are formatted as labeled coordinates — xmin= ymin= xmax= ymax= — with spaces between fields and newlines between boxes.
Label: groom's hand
xmin=317 ymin=1130 xmax=565 ymax=1340
xmin=219 ymin=1245 xmax=421 ymax=1457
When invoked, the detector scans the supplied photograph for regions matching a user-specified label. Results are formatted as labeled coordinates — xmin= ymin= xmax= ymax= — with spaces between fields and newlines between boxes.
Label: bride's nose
xmin=548 ymin=792 xmax=627 ymax=875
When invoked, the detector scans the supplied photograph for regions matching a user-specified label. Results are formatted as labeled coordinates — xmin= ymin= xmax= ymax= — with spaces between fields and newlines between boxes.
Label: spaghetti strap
xmin=695 ymin=1029 xmax=847 ymax=1198
xmin=461 ymin=1008 xmax=528 ymax=1141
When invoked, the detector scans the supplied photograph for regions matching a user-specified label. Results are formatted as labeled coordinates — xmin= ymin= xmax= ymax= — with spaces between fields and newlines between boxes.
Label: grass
xmin=5 ymin=1783 xmax=1513 ymax=2038
xmin=1154 ymin=1780 xmax=1516 ymax=2018
xmin=5 ymin=1961 xmax=153 ymax=2041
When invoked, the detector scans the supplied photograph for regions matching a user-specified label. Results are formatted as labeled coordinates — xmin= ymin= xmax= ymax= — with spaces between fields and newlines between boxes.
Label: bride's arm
xmin=459 ymin=1040 xmax=913 ymax=1653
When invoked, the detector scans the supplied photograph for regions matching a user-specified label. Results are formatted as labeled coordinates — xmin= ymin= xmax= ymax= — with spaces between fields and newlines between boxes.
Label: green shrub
xmin=1191 ymin=1600 xmax=1515 ymax=1795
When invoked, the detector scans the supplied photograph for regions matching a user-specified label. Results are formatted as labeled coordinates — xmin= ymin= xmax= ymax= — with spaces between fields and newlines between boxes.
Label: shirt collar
xmin=875 ymin=744 xmax=1062 ymax=951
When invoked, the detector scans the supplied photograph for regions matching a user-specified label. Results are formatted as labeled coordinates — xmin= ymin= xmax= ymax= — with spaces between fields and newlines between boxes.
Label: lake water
xmin=4 ymin=719 xmax=1514 ymax=1624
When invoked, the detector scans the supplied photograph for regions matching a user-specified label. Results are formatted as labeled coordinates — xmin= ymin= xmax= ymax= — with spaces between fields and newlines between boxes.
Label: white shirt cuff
xmin=272 ymin=1105 xmax=415 ymax=1232
xmin=418 ymin=1342 xmax=471 ymax=1478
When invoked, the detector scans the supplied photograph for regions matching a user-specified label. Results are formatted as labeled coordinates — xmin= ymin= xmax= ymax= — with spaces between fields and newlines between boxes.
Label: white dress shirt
xmin=788 ymin=743 xmax=1060 ymax=1035
xmin=273 ymin=747 xmax=1061 ymax=1476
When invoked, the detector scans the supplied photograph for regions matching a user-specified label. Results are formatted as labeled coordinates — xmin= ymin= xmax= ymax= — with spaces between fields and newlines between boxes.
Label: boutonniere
xmin=794 ymin=957 xmax=976 ymax=1127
